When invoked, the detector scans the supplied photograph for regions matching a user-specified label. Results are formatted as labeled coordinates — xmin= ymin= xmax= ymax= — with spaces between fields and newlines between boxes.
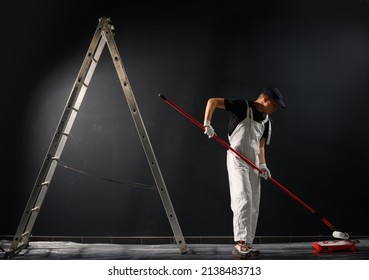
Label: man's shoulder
xmin=225 ymin=98 xmax=247 ymax=106
xmin=225 ymin=99 xmax=247 ymax=113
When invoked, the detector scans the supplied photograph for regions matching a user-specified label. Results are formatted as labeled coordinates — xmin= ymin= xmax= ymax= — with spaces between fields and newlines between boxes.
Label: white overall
xmin=226 ymin=101 xmax=270 ymax=244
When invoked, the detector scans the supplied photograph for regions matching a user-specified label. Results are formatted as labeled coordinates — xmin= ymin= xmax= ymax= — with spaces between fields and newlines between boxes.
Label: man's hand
xmin=259 ymin=163 xmax=271 ymax=180
xmin=203 ymin=120 xmax=215 ymax=138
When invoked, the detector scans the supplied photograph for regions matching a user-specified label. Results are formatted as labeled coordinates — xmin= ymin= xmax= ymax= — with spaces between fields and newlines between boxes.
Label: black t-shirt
xmin=224 ymin=99 xmax=270 ymax=139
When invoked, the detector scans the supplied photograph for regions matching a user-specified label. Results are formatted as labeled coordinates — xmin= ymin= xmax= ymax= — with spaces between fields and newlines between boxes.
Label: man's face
xmin=264 ymin=96 xmax=278 ymax=115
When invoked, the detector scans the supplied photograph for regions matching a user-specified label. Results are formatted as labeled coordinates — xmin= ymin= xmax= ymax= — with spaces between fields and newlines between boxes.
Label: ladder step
xmin=61 ymin=131 xmax=71 ymax=136
xmin=31 ymin=207 xmax=40 ymax=212
xmin=21 ymin=232 xmax=29 ymax=238
xmin=17 ymin=242 xmax=27 ymax=249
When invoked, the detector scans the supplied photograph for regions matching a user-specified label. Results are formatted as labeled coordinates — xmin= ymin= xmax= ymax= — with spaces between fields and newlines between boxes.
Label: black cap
xmin=263 ymin=87 xmax=286 ymax=108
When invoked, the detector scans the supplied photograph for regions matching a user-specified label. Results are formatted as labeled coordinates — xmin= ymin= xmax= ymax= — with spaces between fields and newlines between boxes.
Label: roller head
xmin=332 ymin=230 xmax=350 ymax=240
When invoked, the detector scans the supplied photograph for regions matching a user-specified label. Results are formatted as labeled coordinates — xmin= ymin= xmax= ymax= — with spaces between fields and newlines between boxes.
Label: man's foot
xmin=232 ymin=241 xmax=260 ymax=259
xmin=250 ymin=246 xmax=260 ymax=256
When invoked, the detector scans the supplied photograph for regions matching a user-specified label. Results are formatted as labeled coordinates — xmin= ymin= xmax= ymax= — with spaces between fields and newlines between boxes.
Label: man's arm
xmin=259 ymin=137 xmax=271 ymax=179
xmin=259 ymin=137 xmax=266 ymax=164
xmin=203 ymin=98 xmax=225 ymax=138
xmin=204 ymin=98 xmax=225 ymax=122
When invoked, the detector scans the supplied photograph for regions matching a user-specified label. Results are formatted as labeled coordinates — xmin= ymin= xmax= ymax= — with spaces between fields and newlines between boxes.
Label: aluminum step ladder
xmin=4 ymin=17 xmax=187 ymax=258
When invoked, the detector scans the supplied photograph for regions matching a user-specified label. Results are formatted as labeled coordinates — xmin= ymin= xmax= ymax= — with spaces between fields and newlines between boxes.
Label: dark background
xmin=2 ymin=1 xmax=369 ymax=238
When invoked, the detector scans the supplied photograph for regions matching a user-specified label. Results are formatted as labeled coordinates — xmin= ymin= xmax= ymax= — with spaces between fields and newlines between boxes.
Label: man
xmin=203 ymin=87 xmax=286 ymax=259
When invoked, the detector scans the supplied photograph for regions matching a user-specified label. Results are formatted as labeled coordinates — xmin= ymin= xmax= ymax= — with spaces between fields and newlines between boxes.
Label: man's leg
xmin=227 ymin=151 xmax=253 ymax=243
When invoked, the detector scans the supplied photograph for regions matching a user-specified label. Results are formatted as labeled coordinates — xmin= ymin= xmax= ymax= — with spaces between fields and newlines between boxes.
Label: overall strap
xmin=261 ymin=116 xmax=272 ymax=145
xmin=245 ymin=101 xmax=253 ymax=130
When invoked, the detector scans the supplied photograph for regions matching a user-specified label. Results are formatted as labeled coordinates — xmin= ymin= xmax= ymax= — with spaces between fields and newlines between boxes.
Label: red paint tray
xmin=312 ymin=239 xmax=359 ymax=253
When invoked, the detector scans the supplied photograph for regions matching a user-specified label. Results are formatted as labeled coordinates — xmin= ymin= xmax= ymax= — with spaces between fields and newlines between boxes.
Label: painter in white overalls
xmin=226 ymin=101 xmax=271 ymax=244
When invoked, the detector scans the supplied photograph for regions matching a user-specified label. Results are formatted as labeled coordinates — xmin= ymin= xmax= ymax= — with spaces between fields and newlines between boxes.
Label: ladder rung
xmin=17 ymin=242 xmax=26 ymax=249
xmin=21 ymin=232 xmax=29 ymax=238
xmin=31 ymin=207 xmax=40 ymax=212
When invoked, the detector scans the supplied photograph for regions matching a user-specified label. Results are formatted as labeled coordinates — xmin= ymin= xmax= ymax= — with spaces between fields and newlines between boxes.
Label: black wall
xmin=3 ymin=1 xmax=369 ymax=238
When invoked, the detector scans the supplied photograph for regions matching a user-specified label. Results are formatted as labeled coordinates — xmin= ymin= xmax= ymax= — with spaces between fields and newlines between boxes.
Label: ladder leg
xmin=103 ymin=24 xmax=187 ymax=254
xmin=6 ymin=17 xmax=109 ymax=258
